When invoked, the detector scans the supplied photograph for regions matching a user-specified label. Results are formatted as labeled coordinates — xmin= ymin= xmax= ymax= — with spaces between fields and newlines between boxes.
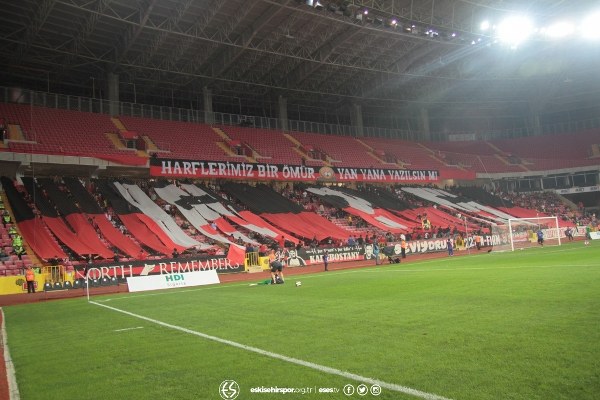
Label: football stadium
xmin=0 ymin=0 xmax=599 ymax=399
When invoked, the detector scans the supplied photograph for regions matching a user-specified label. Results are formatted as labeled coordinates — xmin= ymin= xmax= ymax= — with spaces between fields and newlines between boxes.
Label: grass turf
xmin=3 ymin=242 xmax=600 ymax=400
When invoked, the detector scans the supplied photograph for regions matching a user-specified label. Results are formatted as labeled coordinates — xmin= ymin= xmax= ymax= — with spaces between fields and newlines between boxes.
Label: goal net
xmin=490 ymin=216 xmax=561 ymax=252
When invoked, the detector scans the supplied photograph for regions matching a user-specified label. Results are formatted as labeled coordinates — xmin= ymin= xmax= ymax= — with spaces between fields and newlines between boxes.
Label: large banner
xmin=556 ymin=185 xmax=600 ymax=195
xmin=150 ymin=158 xmax=439 ymax=183
xmin=74 ymin=255 xmax=244 ymax=280
xmin=275 ymin=233 xmax=510 ymax=266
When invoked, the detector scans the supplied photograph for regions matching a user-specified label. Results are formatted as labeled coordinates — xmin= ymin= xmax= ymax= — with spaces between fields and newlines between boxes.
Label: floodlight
xmin=480 ymin=20 xmax=490 ymax=31
xmin=305 ymin=0 xmax=323 ymax=8
xmin=496 ymin=15 xmax=535 ymax=47
xmin=581 ymin=12 xmax=600 ymax=40
xmin=543 ymin=21 xmax=575 ymax=39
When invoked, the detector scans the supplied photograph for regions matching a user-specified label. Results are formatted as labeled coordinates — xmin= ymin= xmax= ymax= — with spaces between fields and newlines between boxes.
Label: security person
xmin=25 ymin=266 xmax=36 ymax=293
xmin=2 ymin=211 xmax=10 ymax=227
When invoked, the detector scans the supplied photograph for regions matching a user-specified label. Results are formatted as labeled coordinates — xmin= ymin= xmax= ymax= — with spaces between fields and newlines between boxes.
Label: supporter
xmin=172 ymin=248 xmax=180 ymax=258
xmin=347 ymin=235 xmax=355 ymax=246
xmin=258 ymin=243 xmax=268 ymax=256
xmin=385 ymin=232 xmax=393 ymax=242
xmin=447 ymin=237 xmax=454 ymax=256
xmin=357 ymin=234 xmax=364 ymax=246
xmin=49 ymin=256 xmax=60 ymax=267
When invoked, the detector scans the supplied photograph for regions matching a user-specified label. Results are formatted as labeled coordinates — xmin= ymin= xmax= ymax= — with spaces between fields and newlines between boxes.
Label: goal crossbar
xmin=493 ymin=216 xmax=561 ymax=252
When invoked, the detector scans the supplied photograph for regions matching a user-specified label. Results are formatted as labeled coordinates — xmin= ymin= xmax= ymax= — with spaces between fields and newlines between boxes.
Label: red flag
xmin=227 ymin=244 xmax=246 ymax=266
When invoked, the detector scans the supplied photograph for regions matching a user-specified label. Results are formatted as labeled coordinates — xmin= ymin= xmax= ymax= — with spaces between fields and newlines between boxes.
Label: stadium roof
xmin=1 ymin=0 xmax=599 ymax=123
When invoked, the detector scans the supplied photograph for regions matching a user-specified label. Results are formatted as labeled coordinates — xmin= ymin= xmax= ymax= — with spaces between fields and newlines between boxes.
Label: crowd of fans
xmin=0 ymin=176 xmax=596 ymax=274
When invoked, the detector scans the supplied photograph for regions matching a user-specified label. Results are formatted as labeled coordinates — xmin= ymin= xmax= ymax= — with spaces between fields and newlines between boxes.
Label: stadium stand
xmin=0 ymin=103 xmax=145 ymax=165
xmin=289 ymin=131 xmax=389 ymax=168
xmin=216 ymin=125 xmax=303 ymax=165
xmin=118 ymin=116 xmax=241 ymax=161
xmin=0 ymin=102 xmax=597 ymax=176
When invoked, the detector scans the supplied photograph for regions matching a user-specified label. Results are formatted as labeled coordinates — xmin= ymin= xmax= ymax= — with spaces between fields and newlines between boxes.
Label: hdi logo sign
xmin=164 ymin=274 xmax=186 ymax=288
xmin=127 ymin=269 xmax=220 ymax=293
xmin=164 ymin=274 xmax=184 ymax=282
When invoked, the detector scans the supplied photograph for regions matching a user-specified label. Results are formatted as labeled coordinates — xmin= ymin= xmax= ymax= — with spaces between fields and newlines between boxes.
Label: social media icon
xmin=370 ymin=384 xmax=382 ymax=396
xmin=357 ymin=384 xmax=368 ymax=396
xmin=343 ymin=384 xmax=355 ymax=396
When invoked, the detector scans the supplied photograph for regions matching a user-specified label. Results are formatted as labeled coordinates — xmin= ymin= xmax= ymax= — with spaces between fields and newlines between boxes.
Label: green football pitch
xmin=3 ymin=242 xmax=599 ymax=400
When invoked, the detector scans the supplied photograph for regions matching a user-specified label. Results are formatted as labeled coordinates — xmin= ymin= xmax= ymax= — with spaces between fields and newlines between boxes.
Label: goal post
xmin=490 ymin=216 xmax=561 ymax=252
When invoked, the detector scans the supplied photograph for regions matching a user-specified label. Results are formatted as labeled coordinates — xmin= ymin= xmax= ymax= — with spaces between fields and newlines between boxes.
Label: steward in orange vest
xmin=25 ymin=266 xmax=36 ymax=294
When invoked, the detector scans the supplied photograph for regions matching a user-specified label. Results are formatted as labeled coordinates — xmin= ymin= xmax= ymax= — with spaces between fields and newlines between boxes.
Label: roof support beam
xmin=113 ymin=0 xmax=158 ymax=65
xmin=15 ymin=0 xmax=56 ymax=64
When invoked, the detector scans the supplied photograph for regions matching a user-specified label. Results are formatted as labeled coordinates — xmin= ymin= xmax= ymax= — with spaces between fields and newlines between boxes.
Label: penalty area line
xmin=90 ymin=301 xmax=453 ymax=400
xmin=113 ymin=326 xmax=144 ymax=332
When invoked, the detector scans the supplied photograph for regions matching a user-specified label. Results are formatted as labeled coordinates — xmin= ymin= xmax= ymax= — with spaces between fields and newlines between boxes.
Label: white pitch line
xmin=94 ymin=282 xmax=251 ymax=302
xmin=91 ymin=301 xmax=454 ymax=400
xmin=113 ymin=326 xmax=144 ymax=332
xmin=1 ymin=308 xmax=20 ymax=400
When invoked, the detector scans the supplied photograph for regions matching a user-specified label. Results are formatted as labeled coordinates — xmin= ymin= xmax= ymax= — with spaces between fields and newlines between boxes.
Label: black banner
xmin=278 ymin=234 xmax=509 ymax=266
xmin=150 ymin=158 xmax=440 ymax=183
